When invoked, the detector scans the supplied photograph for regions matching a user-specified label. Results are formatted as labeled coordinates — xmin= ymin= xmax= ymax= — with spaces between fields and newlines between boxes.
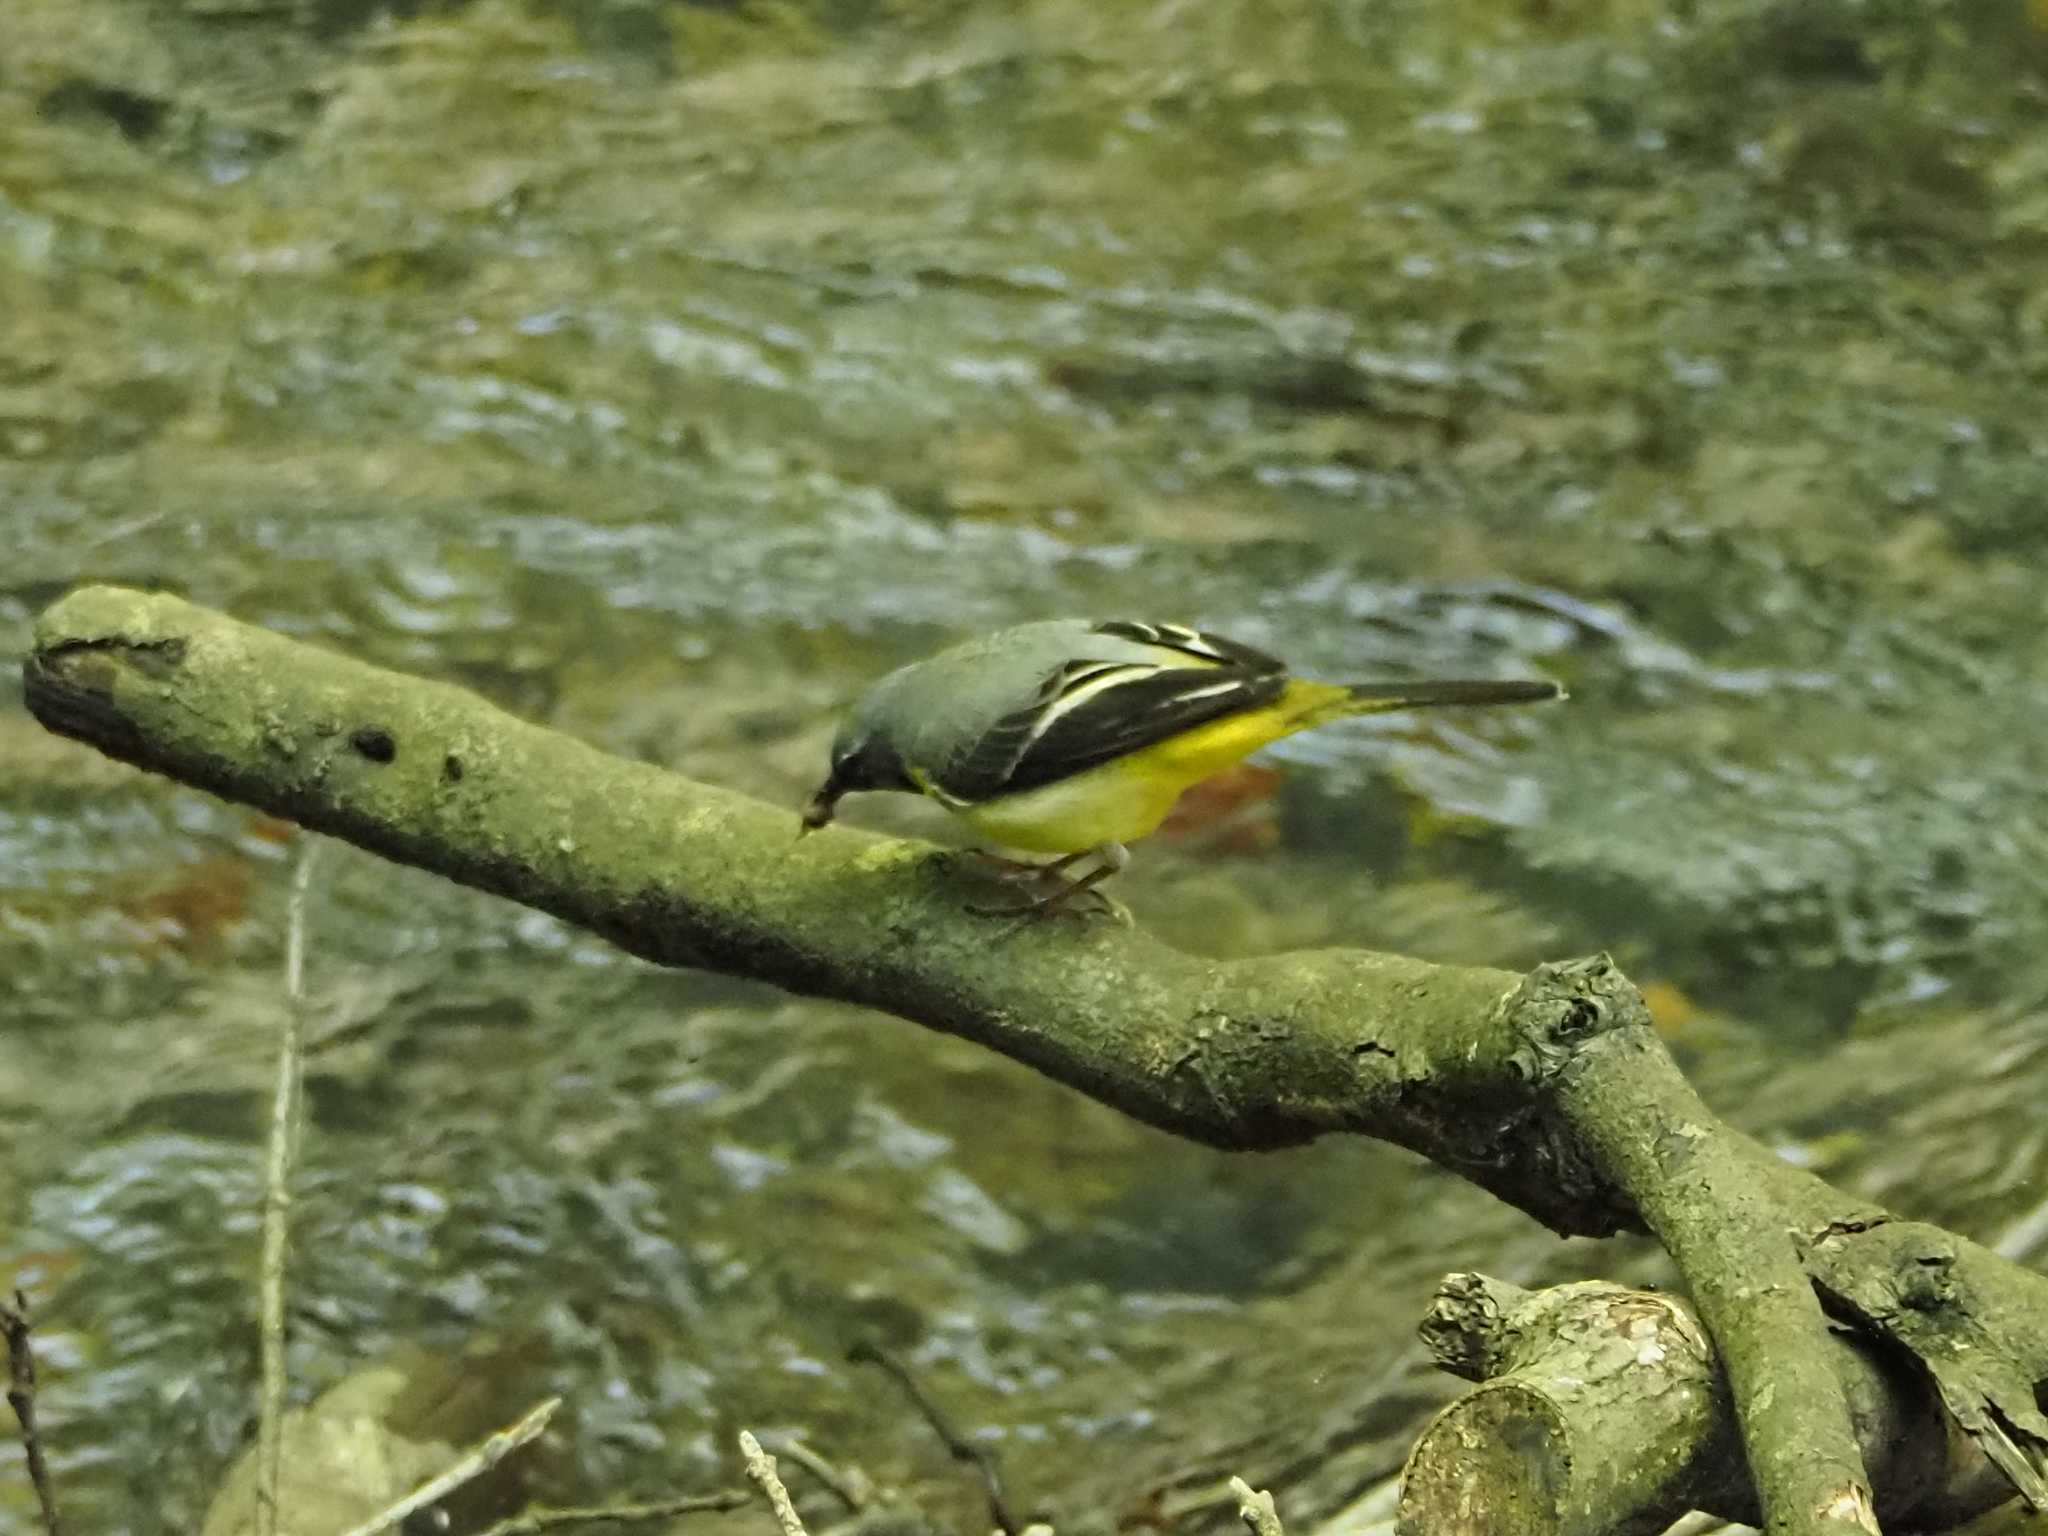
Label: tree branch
xmin=1409 ymin=1275 xmax=2009 ymax=1534
xmin=1527 ymin=969 xmax=1881 ymax=1533
xmin=20 ymin=585 xmax=1624 ymax=1233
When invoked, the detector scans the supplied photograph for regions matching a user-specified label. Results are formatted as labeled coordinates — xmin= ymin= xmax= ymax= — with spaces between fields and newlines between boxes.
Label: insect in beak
xmin=797 ymin=781 xmax=842 ymax=837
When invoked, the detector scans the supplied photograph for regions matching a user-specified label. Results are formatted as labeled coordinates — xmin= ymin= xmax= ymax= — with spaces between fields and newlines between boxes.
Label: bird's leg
xmin=969 ymin=848 xmax=1095 ymax=886
xmin=971 ymin=843 xmax=1129 ymax=920
xmin=1033 ymin=855 xmax=1124 ymax=919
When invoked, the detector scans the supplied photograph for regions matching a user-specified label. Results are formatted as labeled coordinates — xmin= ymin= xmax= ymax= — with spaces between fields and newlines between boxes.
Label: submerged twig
xmin=257 ymin=837 xmax=320 ymax=1536
xmin=335 ymin=1395 xmax=561 ymax=1536
xmin=771 ymin=1437 xmax=875 ymax=1511
xmin=1227 ymin=1477 xmax=1283 ymax=1536
xmin=849 ymin=1341 xmax=1019 ymax=1536
xmin=740 ymin=1430 xmax=810 ymax=1536
xmin=2 ymin=1290 xmax=66 ymax=1536
xmin=475 ymin=1487 xmax=751 ymax=1535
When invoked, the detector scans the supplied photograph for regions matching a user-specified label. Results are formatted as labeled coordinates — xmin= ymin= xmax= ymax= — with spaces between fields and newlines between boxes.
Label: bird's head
xmin=799 ymin=721 xmax=915 ymax=835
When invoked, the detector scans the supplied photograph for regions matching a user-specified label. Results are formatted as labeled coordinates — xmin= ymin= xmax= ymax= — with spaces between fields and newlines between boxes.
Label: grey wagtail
xmin=801 ymin=619 xmax=1564 ymax=914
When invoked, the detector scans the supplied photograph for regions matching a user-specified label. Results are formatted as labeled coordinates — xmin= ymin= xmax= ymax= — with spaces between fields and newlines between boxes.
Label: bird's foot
xmin=966 ymin=844 xmax=1129 ymax=923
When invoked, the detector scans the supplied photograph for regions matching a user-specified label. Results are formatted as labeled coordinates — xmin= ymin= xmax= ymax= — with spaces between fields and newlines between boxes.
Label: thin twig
xmin=771 ymin=1437 xmax=874 ymax=1512
xmin=2 ymin=1291 xmax=65 ymax=1536
xmin=740 ymin=1430 xmax=809 ymax=1536
xmin=849 ymin=1341 xmax=1019 ymax=1536
xmin=1227 ymin=1476 xmax=1283 ymax=1536
xmin=257 ymin=837 xmax=319 ymax=1536
xmin=475 ymin=1487 xmax=752 ymax=1535
xmin=335 ymin=1396 xmax=561 ymax=1536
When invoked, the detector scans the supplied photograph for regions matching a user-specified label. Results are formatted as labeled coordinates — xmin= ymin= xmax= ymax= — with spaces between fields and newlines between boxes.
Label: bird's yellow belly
xmin=941 ymin=702 xmax=1304 ymax=854
xmin=949 ymin=759 xmax=1182 ymax=853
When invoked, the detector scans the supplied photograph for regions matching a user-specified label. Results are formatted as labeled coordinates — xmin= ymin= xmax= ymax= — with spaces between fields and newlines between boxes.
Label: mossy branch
xmin=1408 ymin=1275 xmax=2009 ymax=1534
xmin=20 ymin=586 xmax=1619 ymax=1230
xmin=25 ymin=586 xmax=2048 ymax=1536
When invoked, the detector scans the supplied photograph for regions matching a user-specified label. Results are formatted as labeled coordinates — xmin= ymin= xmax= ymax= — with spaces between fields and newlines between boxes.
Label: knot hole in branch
xmin=1500 ymin=952 xmax=1654 ymax=1087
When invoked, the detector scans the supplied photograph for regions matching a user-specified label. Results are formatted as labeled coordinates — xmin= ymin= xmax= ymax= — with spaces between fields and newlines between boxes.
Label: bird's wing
xmin=932 ymin=622 xmax=1288 ymax=801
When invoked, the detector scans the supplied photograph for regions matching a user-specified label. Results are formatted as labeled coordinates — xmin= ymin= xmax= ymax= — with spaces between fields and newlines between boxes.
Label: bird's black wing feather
xmin=1091 ymin=620 xmax=1285 ymax=673
xmin=935 ymin=661 xmax=1075 ymax=801
xmin=933 ymin=627 xmax=1288 ymax=802
xmin=999 ymin=666 xmax=1285 ymax=794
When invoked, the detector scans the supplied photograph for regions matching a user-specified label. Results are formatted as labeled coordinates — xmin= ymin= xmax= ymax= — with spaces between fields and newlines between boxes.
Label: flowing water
xmin=4 ymin=0 xmax=2048 ymax=1530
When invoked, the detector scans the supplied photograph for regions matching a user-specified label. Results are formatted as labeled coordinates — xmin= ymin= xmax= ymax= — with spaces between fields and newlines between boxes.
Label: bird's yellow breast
xmin=940 ymin=691 xmax=1325 ymax=854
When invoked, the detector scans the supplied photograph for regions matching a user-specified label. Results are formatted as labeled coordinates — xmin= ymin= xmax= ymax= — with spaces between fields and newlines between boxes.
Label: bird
xmin=800 ymin=619 xmax=1564 ymax=915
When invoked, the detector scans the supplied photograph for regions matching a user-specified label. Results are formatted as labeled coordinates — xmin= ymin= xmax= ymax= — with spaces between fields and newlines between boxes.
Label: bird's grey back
xmin=855 ymin=619 xmax=1176 ymax=784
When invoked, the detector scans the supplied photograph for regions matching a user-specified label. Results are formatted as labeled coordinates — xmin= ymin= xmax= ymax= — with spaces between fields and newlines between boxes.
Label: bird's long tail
xmin=1283 ymin=676 xmax=1565 ymax=729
